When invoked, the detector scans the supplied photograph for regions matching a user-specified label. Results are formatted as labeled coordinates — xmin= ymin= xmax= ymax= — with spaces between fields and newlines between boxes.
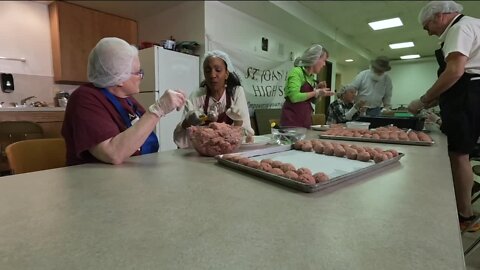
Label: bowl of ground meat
xmin=187 ymin=122 xmax=243 ymax=156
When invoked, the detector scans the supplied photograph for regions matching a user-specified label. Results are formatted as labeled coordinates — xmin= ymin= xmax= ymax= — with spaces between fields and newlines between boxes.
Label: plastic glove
xmin=225 ymin=105 xmax=243 ymax=121
xmin=407 ymin=99 xmax=424 ymax=114
xmin=425 ymin=111 xmax=441 ymax=124
xmin=185 ymin=110 xmax=207 ymax=126
xmin=317 ymin=81 xmax=327 ymax=89
xmin=314 ymin=87 xmax=333 ymax=98
xmin=149 ymin=89 xmax=186 ymax=118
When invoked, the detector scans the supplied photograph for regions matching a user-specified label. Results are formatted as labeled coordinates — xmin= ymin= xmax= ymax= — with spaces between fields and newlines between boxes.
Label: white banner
xmin=207 ymin=39 xmax=293 ymax=109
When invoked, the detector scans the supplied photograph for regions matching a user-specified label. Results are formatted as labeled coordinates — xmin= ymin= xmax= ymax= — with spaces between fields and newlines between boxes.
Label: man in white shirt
xmin=408 ymin=1 xmax=480 ymax=232
xmin=348 ymin=56 xmax=393 ymax=116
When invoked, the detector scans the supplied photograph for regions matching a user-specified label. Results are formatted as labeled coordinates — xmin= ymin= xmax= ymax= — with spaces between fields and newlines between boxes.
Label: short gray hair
xmin=336 ymin=85 xmax=357 ymax=99
xmin=418 ymin=1 xmax=463 ymax=25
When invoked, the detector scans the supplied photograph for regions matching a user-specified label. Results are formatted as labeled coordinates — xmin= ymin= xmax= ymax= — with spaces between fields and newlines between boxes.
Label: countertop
xmin=0 ymin=129 xmax=465 ymax=270
xmin=0 ymin=107 xmax=65 ymax=112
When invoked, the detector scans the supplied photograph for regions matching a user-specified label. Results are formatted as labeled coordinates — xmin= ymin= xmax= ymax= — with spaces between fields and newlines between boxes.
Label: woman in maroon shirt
xmin=62 ymin=37 xmax=186 ymax=165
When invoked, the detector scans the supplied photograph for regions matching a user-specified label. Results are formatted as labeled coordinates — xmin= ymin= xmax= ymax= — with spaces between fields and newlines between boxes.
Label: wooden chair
xmin=312 ymin=114 xmax=326 ymax=125
xmin=0 ymin=121 xmax=44 ymax=173
xmin=5 ymin=138 xmax=66 ymax=174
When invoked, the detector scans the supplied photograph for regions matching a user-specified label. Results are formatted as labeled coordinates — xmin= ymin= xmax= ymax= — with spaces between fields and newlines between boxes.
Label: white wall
xmin=0 ymin=1 xmax=53 ymax=76
xmin=138 ymin=1 xmax=205 ymax=56
xmin=204 ymin=1 xmax=311 ymax=62
xmin=388 ymin=57 xmax=438 ymax=107
xmin=336 ymin=63 xmax=365 ymax=88
xmin=0 ymin=1 xmax=77 ymax=106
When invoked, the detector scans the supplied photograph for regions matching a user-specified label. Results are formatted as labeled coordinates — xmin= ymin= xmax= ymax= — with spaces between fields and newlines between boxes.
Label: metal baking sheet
xmin=216 ymin=145 xmax=404 ymax=193
xmin=318 ymin=134 xmax=434 ymax=146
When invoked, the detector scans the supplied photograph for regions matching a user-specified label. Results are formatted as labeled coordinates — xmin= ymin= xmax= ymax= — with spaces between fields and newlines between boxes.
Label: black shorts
xmin=440 ymin=76 xmax=480 ymax=154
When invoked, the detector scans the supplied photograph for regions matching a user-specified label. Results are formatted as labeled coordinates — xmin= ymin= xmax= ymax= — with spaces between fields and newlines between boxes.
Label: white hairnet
xmin=294 ymin=44 xmax=325 ymax=67
xmin=418 ymin=1 xmax=463 ymax=25
xmin=336 ymin=85 xmax=357 ymax=98
xmin=204 ymin=50 xmax=235 ymax=72
xmin=87 ymin=37 xmax=138 ymax=88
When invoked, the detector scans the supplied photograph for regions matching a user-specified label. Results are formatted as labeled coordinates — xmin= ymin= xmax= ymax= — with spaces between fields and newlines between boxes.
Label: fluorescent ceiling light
xmin=400 ymin=54 xmax=420 ymax=60
xmin=345 ymin=59 xmax=354 ymax=62
xmin=368 ymin=17 xmax=403 ymax=30
xmin=389 ymin=42 xmax=414 ymax=49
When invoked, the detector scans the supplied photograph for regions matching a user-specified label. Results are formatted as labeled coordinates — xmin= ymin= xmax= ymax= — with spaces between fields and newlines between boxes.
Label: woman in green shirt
xmin=280 ymin=44 xmax=333 ymax=128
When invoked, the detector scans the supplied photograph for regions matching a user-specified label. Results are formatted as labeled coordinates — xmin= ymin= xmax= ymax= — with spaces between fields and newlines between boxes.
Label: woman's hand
xmin=314 ymin=87 xmax=333 ymax=98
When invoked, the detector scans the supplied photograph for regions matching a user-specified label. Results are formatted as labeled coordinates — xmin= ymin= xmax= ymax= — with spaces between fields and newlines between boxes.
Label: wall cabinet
xmin=49 ymin=1 xmax=138 ymax=84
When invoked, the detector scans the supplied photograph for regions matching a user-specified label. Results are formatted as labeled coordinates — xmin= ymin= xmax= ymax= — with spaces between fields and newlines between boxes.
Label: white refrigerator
xmin=134 ymin=46 xmax=199 ymax=152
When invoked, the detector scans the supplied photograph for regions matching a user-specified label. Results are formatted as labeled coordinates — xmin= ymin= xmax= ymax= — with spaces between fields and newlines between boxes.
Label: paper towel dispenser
xmin=1 ymin=73 xmax=14 ymax=93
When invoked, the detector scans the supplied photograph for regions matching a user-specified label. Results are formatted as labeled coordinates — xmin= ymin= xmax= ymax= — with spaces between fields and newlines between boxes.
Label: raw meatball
xmin=346 ymin=148 xmax=358 ymax=160
xmin=374 ymin=153 xmax=388 ymax=163
xmin=387 ymin=149 xmax=399 ymax=157
xmin=313 ymin=143 xmax=324 ymax=154
xmin=247 ymin=160 xmax=261 ymax=169
xmin=323 ymin=145 xmax=335 ymax=156
xmin=301 ymin=142 xmax=313 ymax=152
xmin=417 ymin=132 xmax=432 ymax=142
xmin=280 ymin=163 xmax=296 ymax=173
xmin=293 ymin=141 xmax=304 ymax=150
xmin=379 ymin=132 xmax=389 ymax=140
xmin=353 ymin=132 xmax=363 ymax=137
xmin=389 ymin=132 xmax=399 ymax=141
xmin=238 ymin=157 xmax=251 ymax=166
xmin=408 ymin=132 xmax=420 ymax=141
xmin=357 ymin=151 xmax=371 ymax=162
xmin=299 ymin=174 xmax=316 ymax=185
xmin=313 ymin=172 xmax=329 ymax=183
xmin=259 ymin=162 xmax=272 ymax=171
xmin=374 ymin=147 xmax=384 ymax=153
xmin=334 ymin=146 xmax=346 ymax=157
xmin=260 ymin=159 xmax=274 ymax=165
xmin=398 ymin=132 xmax=409 ymax=141
xmin=284 ymin=170 xmax=299 ymax=180
xmin=383 ymin=151 xmax=394 ymax=159
xmin=372 ymin=134 xmax=380 ymax=140
xmin=363 ymin=133 xmax=372 ymax=138
xmin=268 ymin=167 xmax=284 ymax=176
xmin=322 ymin=142 xmax=334 ymax=148
xmin=297 ymin=167 xmax=312 ymax=176
xmin=271 ymin=160 xmax=284 ymax=168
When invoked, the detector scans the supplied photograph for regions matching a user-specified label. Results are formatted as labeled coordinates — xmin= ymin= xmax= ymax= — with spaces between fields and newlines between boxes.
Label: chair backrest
xmin=312 ymin=114 xmax=326 ymax=125
xmin=5 ymin=138 xmax=66 ymax=174
xmin=0 ymin=121 xmax=44 ymax=172
xmin=255 ymin=109 xmax=282 ymax=135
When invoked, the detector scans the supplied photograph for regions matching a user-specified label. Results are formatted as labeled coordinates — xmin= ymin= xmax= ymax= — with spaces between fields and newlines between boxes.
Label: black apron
xmin=435 ymin=15 xmax=480 ymax=153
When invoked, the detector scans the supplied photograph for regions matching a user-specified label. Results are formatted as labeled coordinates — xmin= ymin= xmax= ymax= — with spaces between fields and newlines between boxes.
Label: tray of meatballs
xmin=217 ymin=139 xmax=404 ymax=193
xmin=319 ymin=125 xmax=434 ymax=146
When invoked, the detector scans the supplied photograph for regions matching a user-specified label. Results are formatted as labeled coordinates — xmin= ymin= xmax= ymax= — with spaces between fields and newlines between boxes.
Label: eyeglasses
xmin=131 ymin=69 xmax=144 ymax=79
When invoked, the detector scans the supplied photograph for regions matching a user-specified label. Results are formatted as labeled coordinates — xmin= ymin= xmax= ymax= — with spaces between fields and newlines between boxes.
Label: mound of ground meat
xmin=188 ymin=122 xmax=243 ymax=156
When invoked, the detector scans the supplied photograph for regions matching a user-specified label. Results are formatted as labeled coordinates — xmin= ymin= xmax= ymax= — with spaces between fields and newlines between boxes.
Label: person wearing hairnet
xmin=62 ymin=37 xmax=186 ymax=165
xmin=347 ymin=56 xmax=393 ymax=117
xmin=407 ymin=1 xmax=480 ymax=232
xmin=173 ymin=50 xmax=254 ymax=148
xmin=326 ymin=85 xmax=366 ymax=124
xmin=280 ymin=44 xmax=333 ymax=128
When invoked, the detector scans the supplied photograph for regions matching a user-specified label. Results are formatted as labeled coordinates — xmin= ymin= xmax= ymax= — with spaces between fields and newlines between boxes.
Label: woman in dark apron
xmin=174 ymin=50 xmax=254 ymax=148
xmin=280 ymin=44 xmax=333 ymax=128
